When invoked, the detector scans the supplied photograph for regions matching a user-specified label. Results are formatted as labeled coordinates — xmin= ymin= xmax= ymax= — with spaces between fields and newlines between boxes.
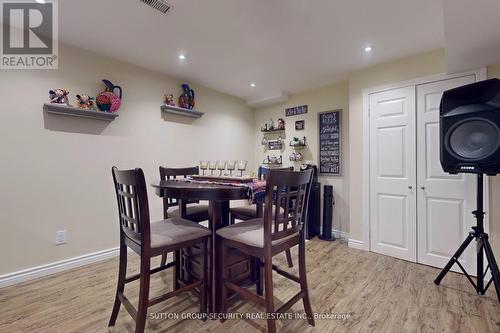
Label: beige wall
xmin=254 ymin=81 xmax=349 ymax=234
xmin=348 ymin=49 xmax=447 ymax=242
xmin=487 ymin=64 xmax=500 ymax=256
xmin=0 ymin=43 xmax=255 ymax=275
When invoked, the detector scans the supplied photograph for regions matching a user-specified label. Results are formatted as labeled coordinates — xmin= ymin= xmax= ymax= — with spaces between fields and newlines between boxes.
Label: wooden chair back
xmin=263 ymin=169 xmax=313 ymax=248
xmin=112 ymin=167 xmax=151 ymax=246
xmin=258 ymin=166 xmax=294 ymax=180
xmin=159 ymin=166 xmax=200 ymax=212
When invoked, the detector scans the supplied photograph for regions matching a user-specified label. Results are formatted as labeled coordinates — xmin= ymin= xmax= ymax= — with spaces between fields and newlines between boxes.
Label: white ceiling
xmin=51 ymin=0 xmax=445 ymax=104
xmin=444 ymin=0 xmax=500 ymax=74
xmin=7 ymin=1 xmax=500 ymax=104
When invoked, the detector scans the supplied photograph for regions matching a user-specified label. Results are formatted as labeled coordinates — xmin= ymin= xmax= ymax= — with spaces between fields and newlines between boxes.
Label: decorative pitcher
xmin=178 ymin=83 xmax=195 ymax=109
xmin=96 ymin=79 xmax=122 ymax=113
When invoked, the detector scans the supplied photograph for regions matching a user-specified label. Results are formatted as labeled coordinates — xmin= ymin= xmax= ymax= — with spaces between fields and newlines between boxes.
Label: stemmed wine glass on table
xmin=200 ymin=161 xmax=209 ymax=175
xmin=227 ymin=160 xmax=236 ymax=176
xmin=237 ymin=160 xmax=248 ymax=177
xmin=209 ymin=161 xmax=217 ymax=175
xmin=216 ymin=160 xmax=227 ymax=176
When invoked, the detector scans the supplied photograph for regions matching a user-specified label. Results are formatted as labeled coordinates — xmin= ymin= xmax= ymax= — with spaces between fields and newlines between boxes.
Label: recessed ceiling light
xmin=178 ymin=54 xmax=186 ymax=60
xmin=364 ymin=46 xmax=373 ymax=52
xmin=36 ymin=0 xmax=46 ymax=3
xmin=250 ymin=83 xmax=256 ymax=88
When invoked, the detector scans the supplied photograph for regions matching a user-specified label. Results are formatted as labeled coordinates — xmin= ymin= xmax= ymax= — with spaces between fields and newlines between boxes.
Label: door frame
xmin=361 ymin=68 xmax=488 ymax=253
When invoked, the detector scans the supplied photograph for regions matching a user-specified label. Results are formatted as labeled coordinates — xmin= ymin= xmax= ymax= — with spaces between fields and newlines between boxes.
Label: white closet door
xmin=416 ymin=75 xmax=477 ymax=272
xmin=369 ymin=87 xmax=417 ymax=261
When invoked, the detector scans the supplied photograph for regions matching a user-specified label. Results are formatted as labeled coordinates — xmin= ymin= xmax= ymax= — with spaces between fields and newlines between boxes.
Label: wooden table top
xmin=151 ymin=179 xmax=248 ymax=201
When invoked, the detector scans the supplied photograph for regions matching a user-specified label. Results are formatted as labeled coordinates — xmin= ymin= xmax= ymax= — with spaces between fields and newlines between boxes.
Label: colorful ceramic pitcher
xmin=96 ymin=79 xmax=122 ymax=113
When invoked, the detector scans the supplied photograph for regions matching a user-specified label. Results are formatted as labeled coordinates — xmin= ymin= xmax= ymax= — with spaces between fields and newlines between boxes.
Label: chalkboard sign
xmin=319 ymin=110 xmax=342 ymax=175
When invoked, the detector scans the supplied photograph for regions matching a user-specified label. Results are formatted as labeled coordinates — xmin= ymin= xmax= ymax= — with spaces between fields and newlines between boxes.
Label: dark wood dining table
xmin=151 ymin=179 xmax=263 ymax=313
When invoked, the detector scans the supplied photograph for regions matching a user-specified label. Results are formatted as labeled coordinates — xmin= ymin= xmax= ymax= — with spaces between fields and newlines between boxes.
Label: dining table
xmin=151 ymin=179 xmax=263 ymax=313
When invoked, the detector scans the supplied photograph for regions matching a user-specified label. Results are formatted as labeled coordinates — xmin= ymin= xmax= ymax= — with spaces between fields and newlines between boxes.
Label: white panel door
xmin=416 ymin=75 xmax=477 ymax=272
xmin=369 ymin=87 xmax=417 ymax=261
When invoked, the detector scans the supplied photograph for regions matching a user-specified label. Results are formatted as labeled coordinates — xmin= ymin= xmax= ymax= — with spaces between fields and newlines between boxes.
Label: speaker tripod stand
xmin=434 ymin=174 xmax=500 ymax=302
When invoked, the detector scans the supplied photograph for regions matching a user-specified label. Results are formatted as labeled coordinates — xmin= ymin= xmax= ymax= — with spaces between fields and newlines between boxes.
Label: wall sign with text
xmin=285 ymin=105 xmax=308 ymax=117
xmin=319 ymin=110 xmax=342 ymax=175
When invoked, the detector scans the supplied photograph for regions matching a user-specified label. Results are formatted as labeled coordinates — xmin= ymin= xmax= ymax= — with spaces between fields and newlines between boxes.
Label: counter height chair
xmin=109 ymin=167 xmax=210 ymax=333
xmin=229 ymin=166 xmax=295 ymax=268
xmin=217 ymin=169 xmax=315 ymax=333
xmin=159 ymin=166 xmax=210 ymax=268
xmin=159 ymin=166 xmax=210 ymax=222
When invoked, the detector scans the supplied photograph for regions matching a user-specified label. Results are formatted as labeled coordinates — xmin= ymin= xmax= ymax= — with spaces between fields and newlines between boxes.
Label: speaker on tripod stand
xmin=437 ymin=78 xmax=500 ymax=302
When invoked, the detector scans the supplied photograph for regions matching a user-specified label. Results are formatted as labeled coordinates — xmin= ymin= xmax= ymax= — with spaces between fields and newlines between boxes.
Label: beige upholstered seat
xmin=131 ymin=217 xmax=211 ymax=249
xmin=168 ymin=204 xmax=209 ymax=221
xmin=216 ymin=218 xmax=294 ymax=248
xmin=230 ymin=204 xmax=284 ymax=219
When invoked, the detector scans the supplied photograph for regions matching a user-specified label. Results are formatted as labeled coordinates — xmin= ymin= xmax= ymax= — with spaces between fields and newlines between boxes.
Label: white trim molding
xmin=332 ymin=229 xmax=350 ymax=240
xmin=0 ymin=247 xmax=119 ymax=289
xmin=348 ymin=239 xmax=365 ymax=250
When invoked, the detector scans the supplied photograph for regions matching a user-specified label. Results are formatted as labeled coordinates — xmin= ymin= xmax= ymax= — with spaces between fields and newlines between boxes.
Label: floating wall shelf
xmin=161 ymin=105 xmax=204 ymax=118
xmin=262 ymin=155 xmax=283 ymax=165
xmin=261 ymin=128 xmax=285 ymax=133
xmin=43 ymin=103 xmax=118 ymax=121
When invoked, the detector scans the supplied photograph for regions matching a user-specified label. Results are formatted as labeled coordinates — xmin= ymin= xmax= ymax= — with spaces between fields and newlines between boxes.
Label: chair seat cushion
xmin=216 ymin=218 xmax=294 ymax=248
xmin=134 ymin=217 xmax=211 ymax=249
xmin=230 ymin=205 xmax=284 ymax=219
xmin=169 ymin=204 xmax=209 ymax=221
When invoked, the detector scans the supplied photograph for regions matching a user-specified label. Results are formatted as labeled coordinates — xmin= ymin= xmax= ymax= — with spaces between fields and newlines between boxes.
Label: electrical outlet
xmin=55 ymin=230 xmax=67 ymax=245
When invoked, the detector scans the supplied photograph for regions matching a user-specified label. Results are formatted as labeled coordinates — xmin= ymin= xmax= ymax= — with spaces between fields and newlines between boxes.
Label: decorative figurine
xmin=277 ymin=118 xmax=285 ymax=130
xmin=178 ymin=83 xmax=195 ymax=109
xmin=96 ymin=79 xmax=122 ymax=113
xmin=49 ymin=89 xmax=70 ymax=105
xmin=76 ymin=94 xmax=96 ymax=109
xmin=290 ymin=152 xmax=303 ymax=161
xmin=261 ymin=137 xmax=268 ymax=145
xmin=163 ymin=94 xmax=176 ymax=106
xmin=268 ymin=118 xmax=275 ymax=130
xmin=261 ymin=123 xmax=268 ymax=131
xmin=290 ymin=136 xmax=306 ymax=146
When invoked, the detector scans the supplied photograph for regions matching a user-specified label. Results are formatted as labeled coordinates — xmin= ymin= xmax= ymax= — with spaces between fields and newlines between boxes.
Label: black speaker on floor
xmin=436 ymin=78 xmax=500 ymax=303
xmin=440 ymin=78 xmax=500 ymax=175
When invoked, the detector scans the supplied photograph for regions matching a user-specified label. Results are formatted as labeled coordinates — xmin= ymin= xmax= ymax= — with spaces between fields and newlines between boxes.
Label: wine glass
xmin=237 ymin=160 xmax=248 ymax=177
xmin=200 ymin=161 xmax=208 ymax=175
xmin=216 ymin=160 xmax=227 ymax=176
xmin=227 ymin=160 xmax=236 ymax=176
xmin=209 ymin=160 xmax=217 ymax=175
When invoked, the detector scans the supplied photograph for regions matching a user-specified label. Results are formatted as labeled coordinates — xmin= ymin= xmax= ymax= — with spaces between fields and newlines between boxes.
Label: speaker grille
xmin=447 ymin=118 xmax=500 ymax=160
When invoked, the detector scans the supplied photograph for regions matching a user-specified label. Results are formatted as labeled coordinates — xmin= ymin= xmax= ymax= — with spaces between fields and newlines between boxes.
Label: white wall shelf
xmin=161 ymin=105 xmax=204 ymax=118
xmin=43 ymin=103 xmax=118 ymax=121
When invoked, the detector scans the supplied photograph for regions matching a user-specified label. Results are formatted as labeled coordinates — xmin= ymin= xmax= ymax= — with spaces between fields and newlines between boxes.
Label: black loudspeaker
xmin=440 ymin=78 xmax=500 ymax=175
xmin=436 ymin=78 xmax=500 ymax=302
xmin=301 ymin=163 xmax=320 ymax=239
xmin=305 ymin=181 xmax=321 ymax=240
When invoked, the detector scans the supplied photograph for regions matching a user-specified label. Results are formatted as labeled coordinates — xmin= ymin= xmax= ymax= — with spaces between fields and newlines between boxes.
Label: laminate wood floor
xmin=0 ymin=240 xmax=498 ymax=333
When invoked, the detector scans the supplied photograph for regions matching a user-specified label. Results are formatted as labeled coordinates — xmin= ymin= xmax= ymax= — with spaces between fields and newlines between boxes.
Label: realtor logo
xmin=1 ymin=0 xmax=58 ymax=69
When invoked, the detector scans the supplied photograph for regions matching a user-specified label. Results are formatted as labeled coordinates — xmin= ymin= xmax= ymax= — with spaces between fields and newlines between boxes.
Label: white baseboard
xmin=0 ymin=247 xmax=119 ymax=289
xmin=332 ymin=229 xmax=349 ymax=240
xmin=348 ymin=239 xmax=365 ymax=250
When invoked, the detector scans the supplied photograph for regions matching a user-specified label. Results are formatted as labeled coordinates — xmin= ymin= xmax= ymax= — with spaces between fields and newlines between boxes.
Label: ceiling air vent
xmin=140 ymin=0 xmax=172 ymax=15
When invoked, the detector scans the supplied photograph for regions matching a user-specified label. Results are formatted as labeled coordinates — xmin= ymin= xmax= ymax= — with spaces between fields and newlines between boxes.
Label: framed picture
xmin=295 ymin=120 xmax=305 ymax=130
